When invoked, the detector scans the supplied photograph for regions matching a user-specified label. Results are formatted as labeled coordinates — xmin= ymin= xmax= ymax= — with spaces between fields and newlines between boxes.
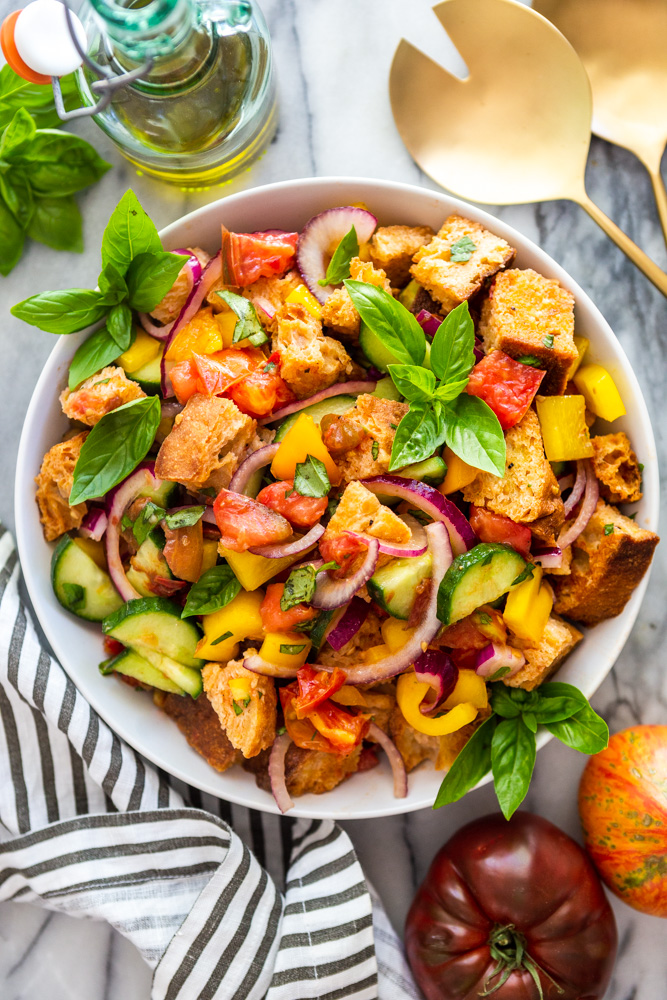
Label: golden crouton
xmin=544 ymin=544 xmax=573 ymax=577
xmin=153 ymin=689 xmax=238 ymax=773
xmin=326 ymin=480 xmax=411 ymax=543
xmin=241 ymin=270 xmax=303 ymax=335
xmin=591 ymin=433 xmax=643 ymax=504
xmin=328 ymin=394 xmax=409 ymax=484
xmin=273 ymin=302 xmax=357 ymax=397
xmin=389 ymin=704 xmax=439 ymax=771
xmin=35 ymin=432 xmax=89 ymax=541
xmin=505 ymin=616 xmax=583 ymax=691
xmin=370 ymin=225 xmax=434 ymax=287
xmin=554 ymin=500 xmax=658 ymax=625
xmin=150 ymin=247 xmax=211 ymax=325
xmin=60 ymin=366 xmax=145 ymax=427
xmin=320 ymin=257 xmax=393 ymax=339
xmin=463 ymin=409 xmax=564 ymax=541
xmin=155 ymin=394 xmax=256 ymax=491
xmin=410 ymin=215 xmax=515 ymax=313
xmin=243 ymin=743 xmax=362 ymax=796
xmin=202 ymin=661 xmax=276 ymax=759
xmin=435 ymin=715 xmax=491 ymax=772
xmin=478 ymin=269 xmax=577 ymax=395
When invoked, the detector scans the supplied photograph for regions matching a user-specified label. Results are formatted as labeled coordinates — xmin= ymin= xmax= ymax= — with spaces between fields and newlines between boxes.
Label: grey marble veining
xmin=1 ymin=0 xmax=666 ymax=997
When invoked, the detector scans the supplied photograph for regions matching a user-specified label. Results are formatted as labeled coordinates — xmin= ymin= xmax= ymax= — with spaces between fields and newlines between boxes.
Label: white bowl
xmin=15 ymin=177 xmax=659 ymax=819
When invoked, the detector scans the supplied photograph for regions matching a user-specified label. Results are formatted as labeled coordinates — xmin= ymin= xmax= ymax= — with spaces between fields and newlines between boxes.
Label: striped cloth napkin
xmin=0 ymin=524 xmax=421 ymax=1000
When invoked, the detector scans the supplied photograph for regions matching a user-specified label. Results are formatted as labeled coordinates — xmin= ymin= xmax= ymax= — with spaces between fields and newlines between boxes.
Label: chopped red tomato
xmin=308 ymin=699 xmax=370 ymax=751
xmin=319 ymin=533 xmax=368 ymax=579
xmin=440 ymin=606 xmax=507 ymax=651
xmin=279 ymin=685 xmax=342 ymax=754
xmin=257 ymin=480 xmax=327 ymax=529
xmin=221 ymin=229 xmax=298 ymax=287
xmin=469 ymin=505 xmax=532 ymax=558
xmin=170 ymin=360 xmax=199 ymax=405
xmin=466 ymin=350 xmax=545 ymax=430
xmin=103 ymin=637 xmax=125 ymax=657
xmin=294 ymin=665 xmax=347 ymax=717
xmin=213 ymin=489 xmax=293 ymax=552
xmin=357 ymin=745 xmax=380 ymax=772
xmin=227 ymin=369 xmax=295 ymax=417
xmin=450 ymin=648 xmax=480 ymax=670
xmin=169 ymin=347 xmax=265 ymax=404
xmin=260 ymin=583 xmax=319 ymax=633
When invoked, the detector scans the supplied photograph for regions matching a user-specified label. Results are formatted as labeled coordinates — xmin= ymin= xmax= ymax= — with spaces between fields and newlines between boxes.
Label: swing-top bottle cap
xmin=1 ymin=0 xmax=86 ymax=81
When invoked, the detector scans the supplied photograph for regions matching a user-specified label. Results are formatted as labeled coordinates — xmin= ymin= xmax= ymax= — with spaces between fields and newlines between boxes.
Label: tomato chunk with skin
xmin=294 ymin=665 xmax=347 ymax=717
xmin=319 ymin=533 xmax=368 ymax=579
xmin=469 ymin=505 xmax=532 ymax=558
xmin=227 ymin=369 xmax=295 ymax=418
xmin=260 ymin=582 xmax=319 ymax=633
xmin=257 ymin=480 xmax=328 ymax=529
xmin=213 ymin=489 xmax=293 ymax=553
xmin=309 ymin=699 xmax=370 ymax=751
xmin=279 ymin=685 xmax=341 ymax=754
xmin=221 ymin=230 xmax=298 ymax=287
xmin=169 ymin=347 xmax=265 ymax=404
xmin=466 ymin=350 xmax=545 ymax=430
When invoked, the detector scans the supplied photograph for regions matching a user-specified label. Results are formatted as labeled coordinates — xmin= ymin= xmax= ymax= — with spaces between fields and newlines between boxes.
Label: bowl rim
xmin=15 ymin=174 xmax=659 ymax=819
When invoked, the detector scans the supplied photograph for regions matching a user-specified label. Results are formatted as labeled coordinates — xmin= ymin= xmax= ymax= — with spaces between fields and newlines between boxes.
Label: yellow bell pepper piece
xmin=271 ymin=413 xmax=341 ymax=484
xmin=118 ymin=328 xmax=161 ymax=373
xmin=73 ymin=536 xmax=107 ymax=570
xmin=573 ymin=364 xmax=626 ymax=423
xmin=331 ymin=685 xmax=368 ymax=707
xmin=535 ymin=394 xmax=594 ymax=462
xmin=440 ymin=447 xmax=478 ymax=493
xmin=397 ymin=673 xmax=478 ymax=736
xmin=196 ymin=589 xmax=265 ymax=661
xmin=566 ymin=335 xmax=589 ymax=380
xmin=217 ymin=545 xmax=305 ymax=591
xmin=229 ymin=676 xmax=252 ymax=700
xmin=357 ymin=241 xmax=373 ymax=262
xmin=215 ymin=310 xmax=238 ymax=349
xmin=503 ymin=566 xmax=553 ymax=644
xmin=201 ymin=539 xmax=219 ymax=576
xmin=364 ymin=643 xmax=391 ymax=664
xmin=165 ymin=307 xmax=223 ymax=361
xmin=258 ymin=632 xmax=311 ymax=670
xmin=381 ymin=617 xmax=415 ymax=652
xmin=285 ymin=283 xmax=322 ymax=320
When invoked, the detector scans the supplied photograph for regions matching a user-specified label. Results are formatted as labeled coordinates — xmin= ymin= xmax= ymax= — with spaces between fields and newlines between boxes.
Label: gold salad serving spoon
xmin=389 ymin=0 xmax=667 ymax=297
xmin=534 ymin=0 xmax=667 ymax=248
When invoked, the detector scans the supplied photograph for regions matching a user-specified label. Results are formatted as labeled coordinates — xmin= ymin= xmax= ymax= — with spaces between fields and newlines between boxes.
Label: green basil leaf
xmin=489 ymin=683 xmax=526 ymax=719
xmin=0 ymin=108 xmax=36 ymax=158
xmin=430 ymin=302 xmax=476 ymax=384
xmin=70 ymin=396 xmax=162 ymax=504
xmin=61 ymin=582 xmax=86 ymax=609
xmin=132 ymin=502 xmax=166 ymax=545
xmin=491 ymin=716 xmax=536 ymax=820
xmin=68 ymin=325 xmax=131 ymax=390
xmin=216 ymin=289 xmax=268 ymax=347
xmin=319 ymin=225 xmax=359 ymax=286
xmin=281 ymin=565 xmax=317 ymax=611
xmin=164 ymin=506 xmax=205 ymax=529
xmin=433 ymin=377 xmax=469 ymax=403
xmin=126 ymin=250 xmax=189 ymax=312
xmin=27 ymin=195 xmax=83 ymax=253
xmin=344 ymin=279 xmax=425 ymax=366
xmin=98 ymin=262 xmax=128 ymax=304
xmin=434 ymin=715 xmax=497 ymax=808
xmin=442 ymin=393 xmax=506 ymax=477
xmin=211 ymin=630 xmax=233 ymax=645
xmin=101 ymin=190 xmax=162 ymax=276
xmin=449 ymin=235 xmax=477 ymax=262
xmin=531 ymin=694 xmax=588 ymax=725
xmin=293 ymin=455 xmax=331 ymax=498
xmin=536 ymin=681 xmax=589 ymax=708
xmin=389 ymin=402 xmax=446 ymax=471
xmin=545 ymin=702 xmax=609 ymax=755
xmin=0 ymin=67 xmax=78 ymax=130
xmin=280 ymin=643 xmax=307 ymax=655
xmin=107 ymin=302 xmax=133 ymax=350
xmin=387 ymin=364 xmax=436 ymax=403
xmin=181 ymin=564 xmax=241 ymax=618
xmin=0 ymin=170 xmax=33 ymax=229
xmin=11 ymin=288 xmax=107 ymax=334
xmin=18 ymin=132 xmax=111 ymax=195
xmin=0 ymin=197 xmax=25 ymax=276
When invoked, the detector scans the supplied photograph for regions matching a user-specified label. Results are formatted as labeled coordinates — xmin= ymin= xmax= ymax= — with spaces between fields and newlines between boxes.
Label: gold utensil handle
xmin=647 ymin=166 xmax=667 ymax=251
xmin=577 ymin=192 xmax=667 ymax=298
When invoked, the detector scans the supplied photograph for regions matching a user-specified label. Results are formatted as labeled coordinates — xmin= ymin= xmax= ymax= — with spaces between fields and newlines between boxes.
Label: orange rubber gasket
xmin=1 ymin=10 xmax=52 ymax=85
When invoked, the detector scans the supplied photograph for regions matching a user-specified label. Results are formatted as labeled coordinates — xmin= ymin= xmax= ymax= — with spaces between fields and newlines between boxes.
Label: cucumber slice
xmin=127 ymin=347 xmax=164 ymax=396
xmin=126 ymin=530 xmax=172 ymax=598
xmin=398 ymin=279 xmax=421 ymax=310
xmin=367 ymin=551 xmax=433 ymax=620
xmin=274 ymin=394 xmax=356 ymax=442
xmin=51 ymin=535 xmax=123 ymax=621
xmin=359 ymin=323 xmax=431 ymax=372
xmin=437 ymin=543 xmax=528 ymax=626
xmin=138 ymin=477 xmax=178 ymax=508
xmin=100 ymin=648 xmax=185 ymax=695
xmin=103 ymin=597 xmax=204 ymax=668
xmin=398 ymin=455 xmax=447 ymax=487
xmin=371 ymin=377 xmax=403 ymax=401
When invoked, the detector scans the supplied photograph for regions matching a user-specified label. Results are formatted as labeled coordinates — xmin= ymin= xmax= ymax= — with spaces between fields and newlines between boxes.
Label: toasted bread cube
xmin=60 ymin=365 xmax=145 ymax=427
xmin=153 ymin=689 xmax=238 ymax=773
xmin=369 ymin=225 xmax=434 ymax=287
xmin=150 ymin=247 xmax=211 ymax=325
xmin=389 ymin=704 xmax=439 ymax=771
xmin=592 ymin=433 xmax=642 ymax=504
xmin=35 ymin=432 xmax=89 ymax=541
xmin=504 ymin=615 xmax=583 ymax=691
xmin=243 ymin=742 xmax=362 ymax=796
xmin=325 ymin=480 xmax=411 ymax=544
xmin=202 ymin=661 xmax=277 ymax=759
xmin=554 ymin=500 xmax=658 ymax=625
xmin=435 ymin=714 xmax=492 ymax=772
xmin=410 ymin=215 xmax=515 ymax=313
xmin=273 ymin=302 xmax=357 ymax=397
xmin=155 ymin=394 xmax=257 ymax=491
xmin=240 ymin=270 xmax=303 ymax=335
xmin=463 ymin=409 xmax=564 ymax=541
xmin=318 ymin=611 xmax=386 ymax=672
xmin=330 ymin=394 xmax=409 ymax=484
xmin=478 ymin=269 xmax=577 ymax=395
xmin=545 ymin=544 xmax=573 ymax=577
xmin=321 ymin=257 xmax=393 ymax=338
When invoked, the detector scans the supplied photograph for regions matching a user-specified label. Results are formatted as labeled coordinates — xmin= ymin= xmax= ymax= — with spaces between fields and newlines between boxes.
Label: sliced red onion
xmin=258 ymin=381 xmax=377 ymax=426
xmin=563 ymin=460 xmax=587 ymax=518
xmin=161 ymin=252 xmax=223 ymax=397
xmin=475 ymin=643 xmax=526 ymax=679
xmin=137 ymin=250 xmax=202 ymax=341
xmin=161 ymin=400 xmax=183 ymax=419
xmin=243 ymin=652 xmax=302 ymax=679
xmin=297 ymin=207 xmax=378 ymax=303
xmin=557 ymin=473 xmax=575 ymax=493
xmin=415 ymin=309 xmax=441 ymax=338
xmin=252 ymin=295 xmax=276 ymax=321
xmin=532 ymin=545 xmax=564 ymax=570
xmin=473 ymin=336 xmax=485 ymax=364
xmin=311 ymin=537 xmax=380 ymax=610
xmin=367 ymin=722 xmax=407 ymax=798
xmin=105 ymin=464 xmax=163 ymax=602
xmin=414 ymin=649 xmax=458 ymax=712
xmin=201 ymin=508 xmax=218 ymax=525
xmin=330 ymin=522 xmax=452 ymax=684
xmin=249 ymin=523 xmax=325 ymax=558
xmin=347 ymin=512 xmax=427 ymax=558
xmin=79 ymin=508 xmax=108 ymax=541
xmin=326 ymin=597 xmax=369 ymax=651
xmin=362 ymin=476 xmax=476 ymax=556
xmin=229 ymin=444 xmax=280 ymax=495
xmin=137 ymin=313 xmax=175 ymax=341
xmin=268 ymin=733 xmax=294 ymax=813
xmin=557 ymin=461 xmax=599 ymax=550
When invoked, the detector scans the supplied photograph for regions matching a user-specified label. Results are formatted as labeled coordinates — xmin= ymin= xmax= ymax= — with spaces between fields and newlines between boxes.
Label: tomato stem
xmin=480 ymin=924 xmax=564 ymax=999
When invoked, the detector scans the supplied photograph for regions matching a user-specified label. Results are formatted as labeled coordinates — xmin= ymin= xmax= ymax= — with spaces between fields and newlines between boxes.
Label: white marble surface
xmin=1 ymin=0 xmax=666 ymax=996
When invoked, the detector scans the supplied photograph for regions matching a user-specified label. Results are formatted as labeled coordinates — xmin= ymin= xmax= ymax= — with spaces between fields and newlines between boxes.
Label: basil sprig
xmin=281 ymin=561 xmax=339 ymax=612
xmin=293 ymin=455 xmax=331 ymax=498
xmin=319 ymin=225 xmax=359 ymax=286
xmin=0 ymin=65 xmax=79 ymax=130
xmin=216 ymin=290 xmax=268 ymax=347
xmin=434 ymin=681 xmax=609 ymax=819
xmin=181 ymin=564 xmax=241 ymax=618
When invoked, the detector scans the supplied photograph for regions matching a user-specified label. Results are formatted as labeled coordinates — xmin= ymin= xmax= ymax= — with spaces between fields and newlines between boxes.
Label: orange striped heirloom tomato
xmin=579 ymin=724 xmax=667 ymax=917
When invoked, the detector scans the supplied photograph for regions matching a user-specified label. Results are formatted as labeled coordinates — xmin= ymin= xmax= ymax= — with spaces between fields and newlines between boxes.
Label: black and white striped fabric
xmin=0 ymin=525 xmax=421 ymax=999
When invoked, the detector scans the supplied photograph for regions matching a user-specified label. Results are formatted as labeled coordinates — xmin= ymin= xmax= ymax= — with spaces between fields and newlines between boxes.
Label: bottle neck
xmin=89 ymin=0 xmax=199 ymax=63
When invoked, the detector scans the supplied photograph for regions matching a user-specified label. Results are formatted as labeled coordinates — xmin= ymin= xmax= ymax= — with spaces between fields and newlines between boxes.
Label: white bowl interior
xmin=15 ymin=177 xmax=659 ymax=819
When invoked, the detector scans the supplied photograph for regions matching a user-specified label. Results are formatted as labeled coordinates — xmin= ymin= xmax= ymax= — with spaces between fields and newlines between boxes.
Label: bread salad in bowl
xmin=14 ymin=187 xmax=659 ymax=817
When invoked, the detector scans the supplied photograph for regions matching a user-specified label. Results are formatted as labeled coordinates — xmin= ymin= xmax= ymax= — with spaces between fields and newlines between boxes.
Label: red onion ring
xmin=532 ymin=545 xmax=564 ymax=570
xmin=311 ymin=537 xmax=380 ymax=609
xmin=79 ymin=508 xmax=108 ymax=541
xmin=243 ymin=652 xmax=302 ymax=679
xmin=414 ymin=649 xmax=458 ymax=712
xmin=415 ymin=309 xmax=441 ymax=338
xmin=252 ymin=295 xmax=276 ymax=321
xmin=557 ymin=473 xmax=575 ymax=493
xmin=326 ymin=597 xmax=369 ymax=651
xmin=475 ymin=643 xmax=526 ymax=679
xmin=268 ymin=733 xmax=294 ymax=813
xmin=557 ymin=461 xmax=599 ymax=549
xmin=161 ymin=252 xmax=223 ymax=397
xmin=249 ymin=523 xmax=325 ymax=558
xmin=362 ymin=476 xmax=476 ymax=556
xmin=137 ymin=251 xmax=202 ymax=341
xmin=161 ymin=400 xmax=183 ymax=419
xmin=137 ymin=314 xmax=175 ymax=341
xmin=347 ymin=513 xmax=427 ymax=558
xmin=562 ymin=460 xmax=587 ymax=518
xmin=105 ymin=465 xmax=163 ymax=602
xmin=258 ymin=381 xmax=378 ymax=426
xmin=367 ymin=722 xmax=407 ymax=798
xmin=229 ymin=444 xmax=280 ymax=495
